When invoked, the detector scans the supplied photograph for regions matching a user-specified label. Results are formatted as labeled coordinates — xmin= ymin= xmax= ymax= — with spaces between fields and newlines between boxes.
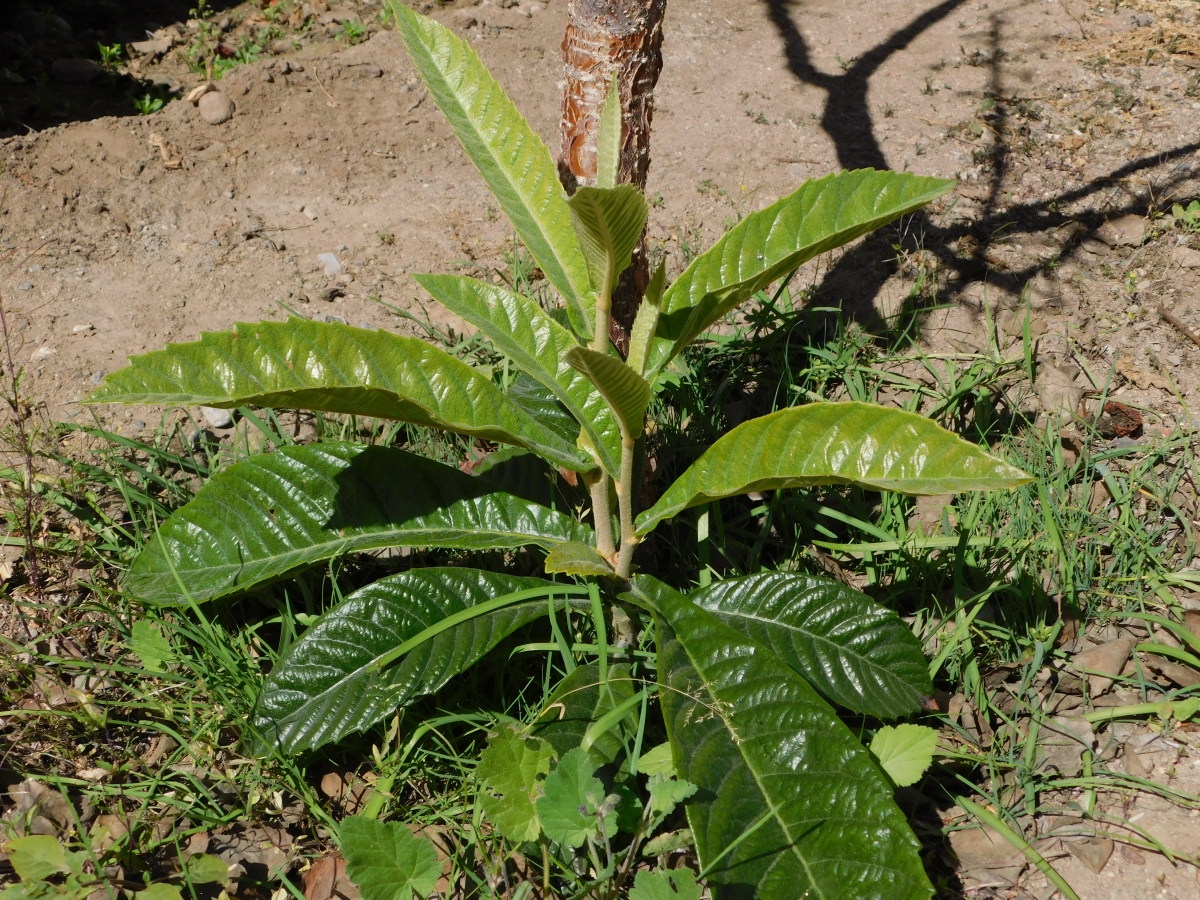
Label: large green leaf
xmin=636 ymin=577 xmax=933 ymax=900
xmin=388 ymin=4 xmax=593 ymax=337
xmin=89 ymin=320 xmax=589 ymax=472
xmin=564 ymin=347 xmax=651 ymax=440
xmin=637 ymin=402 xmax=1031 ymax=534
xmin=568 ymin=185 xmax=649 ymax=302
xmin=476 ymin=723 xmax=555 ymax=842
xmin=415 ymin=275 xmax=622 ymax=473
xmin=252 ymin=569 xmax=579 ymax=753
xmin=125 ymin=443 xmax=592 ymax=607
xmin=646 ymin=170 xmax=955 ymax=380
xmin=689 ymin=573 xmax=931 ymax=719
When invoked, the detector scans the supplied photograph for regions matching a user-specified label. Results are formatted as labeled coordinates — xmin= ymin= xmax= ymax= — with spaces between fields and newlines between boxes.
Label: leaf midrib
xmin=668 ymin=618 xmax=827 ymax=900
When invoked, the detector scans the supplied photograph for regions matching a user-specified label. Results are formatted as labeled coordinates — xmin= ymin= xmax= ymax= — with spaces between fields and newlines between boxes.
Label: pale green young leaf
xmin=135 ymin=886 xmax=185 ymax=900
xmin=647 ymin=775 xmax=697 ymax=820
xmin=535 ymin=748 xmax=617 ymax=848
xmin=689 ymin=573 xmax=932 ymax=719
xmin=595 ymin=76 xmax=621 ymax=190
xmin=641 ymin=829 xmax=694 ymax=858
xmin=627 ymin=262 xmax=665 ymax=379
xmin=544 ymin=541 xmax=615 ymax=578
xmin=252 ymin=569 xmax=576 ymax=754
xmin=124 ymin=444 xmax=593 ymax=607
xmin=635 ymin=741 xmax=675 ymax=777
xmin=341 ymin=816 xmax=441 ymax=900
xmin=2 ymin=837 xmax=69 ymax=882
xmin=638 ymin=402 xmax=1032 ymax=534
xmin=129 ymin=620 xmax=173 ymax=672
xmin=565 ymin=347 xmax=652 ymax=439
xmin=476 ymin=723 xmax=555 ymax=842
xmin=628 ymin=869 xmax=701 ymax=900
xmin=568 ymin=185 xmax=649 ymax=300
xmin=182 ymin=855 xmax=230 ymax=885
xmin=645 ymin=170 xmax=955 ymax=380
xmin=415 ymin=275 xmax=622 ymax=474
xmin=869 ymin=724 xmax=938 ymax=787
xmin=387 ymin=3 xmax=593 ymax=337
xmin=89 ymin=320 xmax=590 ymax=473
xmin=634 ymin=576 xmax=934 ymax=900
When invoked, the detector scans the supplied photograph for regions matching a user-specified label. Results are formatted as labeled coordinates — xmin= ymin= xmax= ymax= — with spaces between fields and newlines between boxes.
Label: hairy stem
xmin=586 ymin=470 xmax=617 ymax=561
xmin=614 ymin=435 xmax=638 ymax=579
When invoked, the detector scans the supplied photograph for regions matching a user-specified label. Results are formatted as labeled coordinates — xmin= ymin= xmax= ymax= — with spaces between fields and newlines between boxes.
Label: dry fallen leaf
xmin=148 ymin=133 xmax=183 ymax=170
xmin=1115 ymin=356 xmax=1170 ymax=391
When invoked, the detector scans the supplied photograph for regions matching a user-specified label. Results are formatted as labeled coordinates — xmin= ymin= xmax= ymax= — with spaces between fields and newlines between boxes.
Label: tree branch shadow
xmin=760 ymin=0 xmax=1200 ymax=340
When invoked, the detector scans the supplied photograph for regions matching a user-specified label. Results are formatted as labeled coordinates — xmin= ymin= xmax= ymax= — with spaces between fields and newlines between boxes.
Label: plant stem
xmin=614 ymin=435 xmax=637 ymax=579
xmin=586 ymin=470 xmax=616 ymax=560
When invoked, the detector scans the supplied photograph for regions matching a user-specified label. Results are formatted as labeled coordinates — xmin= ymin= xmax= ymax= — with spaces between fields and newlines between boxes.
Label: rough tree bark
xmin=559 ymin=0 xmax=666 ymax=355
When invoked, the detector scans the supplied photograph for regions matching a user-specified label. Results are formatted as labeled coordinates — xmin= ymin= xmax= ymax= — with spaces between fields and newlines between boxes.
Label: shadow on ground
xmin=760 ymin=0 xmax=1200 ymax=340
xmin=0 ymin=0 xmax=239 ymax=138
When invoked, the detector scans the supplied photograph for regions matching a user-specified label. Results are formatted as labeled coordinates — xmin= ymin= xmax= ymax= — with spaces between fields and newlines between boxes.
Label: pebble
xmin=131 ymin=420 xmax=145 ymax=431
xmin=292 ymin=166 xmax=306 ymax=175
xmin=271 ymin=39 xmax=293 ymax=55
xmin=18 ymin=283 xmax=32 ymax=291
xmin=321 ymin=314 xmax=348 ymax=325
xmin=198 ymin=91 xmax=235 ymax=125
xmin=1171 ymin=246 xmax=1200 ymax=268
xmin=72 ymin=324 xmax=94 ymax=333
xmin=90 ymin=372 xmax=103 ymax=384
xmin=200 ymin=406 xmax=234 ymax=429
xmin=317 ymin=253 xmax=343 ymax=276
xmin=303 ymin=206 xmax=318 ymax=219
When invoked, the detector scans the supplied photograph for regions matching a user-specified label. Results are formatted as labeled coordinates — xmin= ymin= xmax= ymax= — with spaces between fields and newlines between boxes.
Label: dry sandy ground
xmin=5 ymin=0 xmax=1200 ymax=896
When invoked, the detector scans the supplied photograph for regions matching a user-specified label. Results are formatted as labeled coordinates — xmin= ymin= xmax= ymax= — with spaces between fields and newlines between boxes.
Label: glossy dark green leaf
xmin=635 ymin=576 xmax=933 ymax=900
xmin=252 ymin=568 xmax=576 ymax=753
xmin=89 ymin=320 xmax=589 ymax=472
xmin=564 ymin=347 xmax=651 ymax=440
xmin=125 ymin=443 xmax=592 ymax=607
xmin=416 ymin=275 xmax=621 ymax=473
xmin=474 ymin=447 xmax=583 ymax=511
xmin=532 ymin=663 xmax=634 ymax=764
xmin=690 ymin=573 xmax=931 ymax=719
xmin=646 ymin=170 xmax=955 ymax=380
xmin=388 ymin=3 xmax=593 ymax=337
xmin=638 ymin=402 xmax=1032 ymax=534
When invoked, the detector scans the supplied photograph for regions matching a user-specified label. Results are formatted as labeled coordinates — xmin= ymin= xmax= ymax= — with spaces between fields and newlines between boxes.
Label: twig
xmin=1157 ymin=304 xmax=1200 ymax=350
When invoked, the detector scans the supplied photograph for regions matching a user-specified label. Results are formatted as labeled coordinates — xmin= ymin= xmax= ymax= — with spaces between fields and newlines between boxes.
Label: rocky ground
xmin=4 ymin=0 xmax=1200 ymax=896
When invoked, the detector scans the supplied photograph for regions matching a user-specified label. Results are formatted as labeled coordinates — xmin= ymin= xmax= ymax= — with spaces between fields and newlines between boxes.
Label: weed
xmin=377 ymin=231 xmax=396 ymax=246
xmin=130 ymin=93 xmax=164 ymax=116
xmin=96 ymin=43 xmax=123 ymax=70
xmin=341 ymin=18 xmax=369 ymax=45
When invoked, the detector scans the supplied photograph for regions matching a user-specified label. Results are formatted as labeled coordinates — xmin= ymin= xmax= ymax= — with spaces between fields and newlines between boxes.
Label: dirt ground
xmin=4 ymin=0 xmax=1200 ymax=896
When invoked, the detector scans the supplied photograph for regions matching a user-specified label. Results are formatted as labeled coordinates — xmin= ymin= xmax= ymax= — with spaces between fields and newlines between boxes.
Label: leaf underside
xmin=568 ymin=185 xmax=649 ymax=297
xmin=544 ymin=542 xmax=615 ymax=578
xmin=638 ymin=402 xmax=1032 ymax=533
xmin=564 ymin=347 xmax=652 ymax=439
xmin=415 ymin=275 xmax=622 ymax=473
xmin=647 ymin=170 xmax=956 ymax=380
xmin=89 ymin=319 xmax=589 ymax=472
xmin=252 ymin=568 xmax=567 ymax=754
xmin=125 ymin=443 xmax=591 ymax=607
xmin=390 ymin=3 xmax=593 ymax=337
xmin=637 ymin=576 xmax=933 ymax=900
xmin=690 ymin=573 xmax=932 ymax=719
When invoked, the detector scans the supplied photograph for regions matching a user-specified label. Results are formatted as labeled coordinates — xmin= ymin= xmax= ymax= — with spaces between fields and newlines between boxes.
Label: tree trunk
xmin=559 ymin=0 xmax=666 ymax=355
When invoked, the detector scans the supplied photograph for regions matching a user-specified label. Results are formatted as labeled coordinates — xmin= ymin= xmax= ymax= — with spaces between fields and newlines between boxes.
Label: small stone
xmin=1171 ymin=246 xmax=1200 ymax=268
xmin=200 ymin=406 xmax=234 ymax=429
xmin=321 ymin=313 xmax=348 ymax=325
xmin=131 ymin=419 xmax=145 ymax=431
xmin=51 ymin=59 xmax=103 ymax=83
xmin=1071 ymin=639 xmax=1134 ymax=697
xmin=129 ymin=37 xmax=174 ymax=58
xmin=1066 ymin=836 xmax=1113 ymax=874
xmin=198 ymin=91 xmax=235 ymax=125
xmin=317 ymin=253 xmax=342 ymax=276
xmin=527 ymin=2 xmax=543 ymax=12
xmin=1096 ymin=214 xmax=1147 ymax=247
xmin=272 ymin=39 xmax=294 ymax=55
xmin=91 ymin=372 xmax=103 ymax=384
xmin=72 ymin=323 xmax=94 ymax=333
xmin=303 ymin=206 xmax=318 ymax=220
xmin=18 ymin=282 xmax=32 ymax=291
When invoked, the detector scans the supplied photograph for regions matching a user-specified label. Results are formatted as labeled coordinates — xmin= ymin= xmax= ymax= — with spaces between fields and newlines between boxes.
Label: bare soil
xmin=4 ymin=0 xmax=1200 ymax=896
